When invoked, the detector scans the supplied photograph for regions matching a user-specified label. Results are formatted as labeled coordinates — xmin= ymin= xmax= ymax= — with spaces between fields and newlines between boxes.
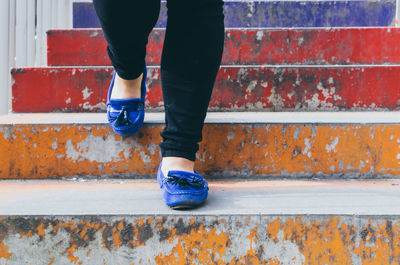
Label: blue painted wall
xmin=73 ymin=1 xmax=396 ymax=28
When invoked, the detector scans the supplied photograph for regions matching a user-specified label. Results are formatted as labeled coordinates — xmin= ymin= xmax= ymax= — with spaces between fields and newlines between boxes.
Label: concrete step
xmin=73 ymin=1 xmax=396 ymax=28
xmin=11 ymin=65 xmax=400 ymax=113
xmin=47 ymin=28 xmax=400 ymax=67
xmin=1 ymin=112 xmax=400 ymax=179
xmin=1 ymin=179 xmax=400 ymax=264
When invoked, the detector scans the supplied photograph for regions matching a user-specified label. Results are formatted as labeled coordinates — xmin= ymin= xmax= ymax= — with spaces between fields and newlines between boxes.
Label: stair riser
xmin=47 ymin=28 xmax=400 ymax=66
xmin=1 ymin=123 xmax=400 ymax=179
xmin=12 ymin=66 xmax=400 ymax=113
xmin=73 ymin=1 xmax=396 ymax=28
xmin=0 ymin=215 xmax=399 ymax=264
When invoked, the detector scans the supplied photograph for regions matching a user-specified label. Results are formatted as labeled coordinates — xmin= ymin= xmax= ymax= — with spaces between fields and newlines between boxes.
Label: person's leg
xmin=92 ymin=0 xmax=160 ymax=99
xmin=159 ymin=0 xmax=225 ymax=175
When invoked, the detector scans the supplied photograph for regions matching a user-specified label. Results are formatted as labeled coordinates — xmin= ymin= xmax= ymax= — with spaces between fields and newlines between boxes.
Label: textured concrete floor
xmin=1 ymin=179 xmax=400 ymax=215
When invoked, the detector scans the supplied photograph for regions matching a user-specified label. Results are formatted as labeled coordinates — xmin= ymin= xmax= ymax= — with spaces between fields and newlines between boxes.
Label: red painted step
xmin=12 ymin=66 xmax=400 ymax=113
xmin=47 ymin=28 xmax=400 ymax=66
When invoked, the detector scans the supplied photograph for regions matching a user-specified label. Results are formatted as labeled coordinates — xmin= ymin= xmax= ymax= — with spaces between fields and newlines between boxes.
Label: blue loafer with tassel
xmin=157 ymin=162 xmax=209 ymax=209
xmin=106 ymin=66 xmax=147 ymax=136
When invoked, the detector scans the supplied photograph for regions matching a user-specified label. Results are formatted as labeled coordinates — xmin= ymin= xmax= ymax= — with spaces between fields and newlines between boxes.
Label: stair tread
xmin=1 ymin=179 xmax=400 ymax=215
xmin=3 ymin=112 xmax=400 ymax=125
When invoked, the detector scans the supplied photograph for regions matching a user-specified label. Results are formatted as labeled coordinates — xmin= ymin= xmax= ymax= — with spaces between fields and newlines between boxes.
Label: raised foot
xmin=111 ymin=72 xmax=143 ymax=99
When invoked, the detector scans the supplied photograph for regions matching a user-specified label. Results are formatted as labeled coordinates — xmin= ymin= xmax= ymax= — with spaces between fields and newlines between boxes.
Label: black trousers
xmin=93 ymin=0 xmax=225 ymax=161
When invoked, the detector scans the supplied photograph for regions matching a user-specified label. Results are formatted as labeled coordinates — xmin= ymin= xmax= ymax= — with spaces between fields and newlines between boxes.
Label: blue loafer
xmin=157 ymin=162 xmax=209 ymax=209
xmin=106 ymin=66 xmax=147 ymax=136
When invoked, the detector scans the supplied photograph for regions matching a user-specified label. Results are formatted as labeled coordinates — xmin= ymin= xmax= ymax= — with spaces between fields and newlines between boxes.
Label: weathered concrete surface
xmin=1 ymin=180 xmax=400 ymax=264
xmin=47 ymin=28 xmax=400 ymax=66
xmin=73 ymin=1 xmax=396 ymax=28
xmin=5 ymin=215 xmax=400 ymax=265
xmin=5 ymin=112 xmax=400 ymax=125
xmin=1 ymin=179 xmax=400 ymax=215
xmin=11 ymin=66 xmax=400 ymax=112
xmin=2 ymin=114 xmax=400 ymax=179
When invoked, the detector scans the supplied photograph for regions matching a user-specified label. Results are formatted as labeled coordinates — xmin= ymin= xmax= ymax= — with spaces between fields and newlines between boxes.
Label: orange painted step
xmin=47 ymin=28 xmax=400 ymax=66
xmin=1 ymin=112 xmax=400 ymax=179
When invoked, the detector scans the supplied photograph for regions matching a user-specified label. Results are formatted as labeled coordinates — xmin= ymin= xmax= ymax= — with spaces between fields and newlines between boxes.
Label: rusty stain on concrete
xmin=1 ymin=123 xmax=400 ymax=179
xmin=0 ymin=216 xmax=400 ymax=264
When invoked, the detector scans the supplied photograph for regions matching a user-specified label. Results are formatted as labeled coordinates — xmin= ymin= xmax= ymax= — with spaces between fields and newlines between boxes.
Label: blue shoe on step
xmin=157 ymin=162 xmax=209 ymax=209
xmin=106 ymin=66 xmax=147 ymax=136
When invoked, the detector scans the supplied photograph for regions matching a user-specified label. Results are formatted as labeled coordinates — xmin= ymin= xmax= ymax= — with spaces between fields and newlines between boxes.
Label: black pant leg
xmin=93 ymin=0 xmax=161 ymax=79
xmin=159 ymin=0 xmax=225 ymax=161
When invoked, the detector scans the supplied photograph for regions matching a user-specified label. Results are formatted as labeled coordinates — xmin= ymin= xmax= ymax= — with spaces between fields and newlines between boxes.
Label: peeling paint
xmin=65 ymin=134 xmax=133 ymax=163
xmin=48 ymin=28 xmax=400 ymax=68
xmin=12 ymin=66 xmax=400 ymax=113
xmin=81 ymin=102 xmax=106 ymax=111
xmin=267 ymin=87 xmax=285 ymax=110
xmin=1 ymin=216 xmax=400 ymax=264
xmin=302 ymin=138 xmax=312 ymax=158
xmin=82 ymin=87 xmax=93 ymax=100
xmin=2 ymin=123 xmax=400 ymax=179
xmin=140 ymin=151 xmax=151 ymax=163
xmin=255 ymin=30 xmax=264 ymax=41
xmin=326 ymin=137 xmax=339 ymax=152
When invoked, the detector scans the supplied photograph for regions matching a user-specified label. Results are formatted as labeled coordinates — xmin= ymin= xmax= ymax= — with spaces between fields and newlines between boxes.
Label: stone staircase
xmin=1 ymin=0 xmax=400 ymax=264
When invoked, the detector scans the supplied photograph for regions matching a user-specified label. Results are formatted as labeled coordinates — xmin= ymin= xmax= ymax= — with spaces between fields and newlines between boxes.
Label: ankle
xmin=161 ymin=157 xmax=195 ymax=175
xmin=111 ymin=73 xmax=143 ymax=99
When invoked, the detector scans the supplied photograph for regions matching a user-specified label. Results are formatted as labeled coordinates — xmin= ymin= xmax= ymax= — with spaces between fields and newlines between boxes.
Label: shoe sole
xmin=170 ymin=205 xmax=196 ymax=210
xmin=168 ymin=200 xmax=206 ymax=210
